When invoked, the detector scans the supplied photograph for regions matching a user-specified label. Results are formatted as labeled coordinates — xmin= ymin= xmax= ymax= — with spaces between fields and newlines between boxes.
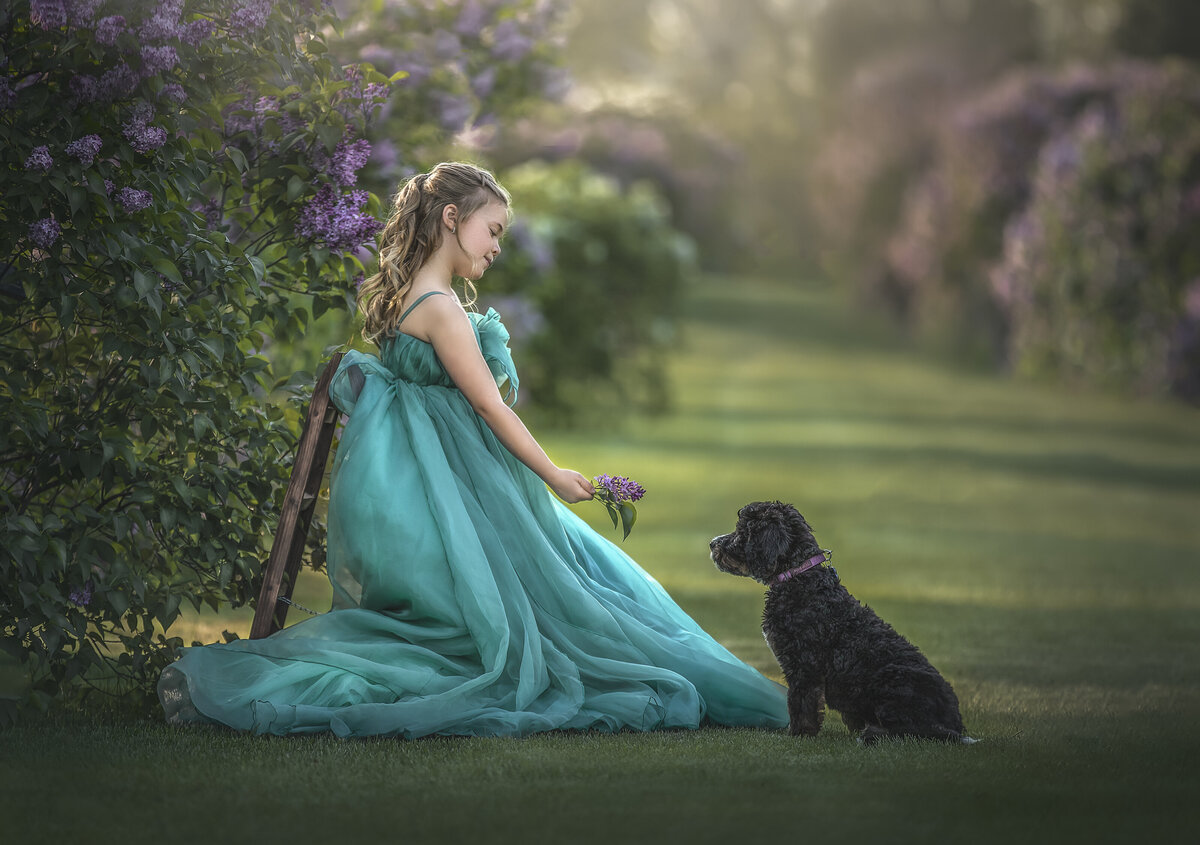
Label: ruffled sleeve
xmin=471 ymin=307 xmax=520 ymax=406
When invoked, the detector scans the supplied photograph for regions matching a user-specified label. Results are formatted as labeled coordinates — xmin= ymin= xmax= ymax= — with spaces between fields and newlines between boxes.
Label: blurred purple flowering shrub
xmin=331 ymin=0 xmax=568 ymax=181
xmin=814 ymin=56 xmax=1200 ymax=402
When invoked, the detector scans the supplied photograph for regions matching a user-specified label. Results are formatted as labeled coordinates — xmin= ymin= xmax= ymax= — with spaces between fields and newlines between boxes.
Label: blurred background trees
xmin=520 ymin=0 xmax=1200 ymax=402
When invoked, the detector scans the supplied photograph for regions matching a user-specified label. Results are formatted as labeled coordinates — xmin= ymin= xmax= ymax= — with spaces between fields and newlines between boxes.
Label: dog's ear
xmin=745 ymin=519 xmax=790 ymax=571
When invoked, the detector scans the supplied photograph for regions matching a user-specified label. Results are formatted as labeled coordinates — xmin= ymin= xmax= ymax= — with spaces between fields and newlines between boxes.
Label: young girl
xmin=158 ymin=162 xmax=788 ymax=737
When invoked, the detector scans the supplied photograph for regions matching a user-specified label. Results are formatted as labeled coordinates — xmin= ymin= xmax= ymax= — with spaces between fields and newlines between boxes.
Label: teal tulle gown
xmin=158 ymin=293 xmax=788 ymax=737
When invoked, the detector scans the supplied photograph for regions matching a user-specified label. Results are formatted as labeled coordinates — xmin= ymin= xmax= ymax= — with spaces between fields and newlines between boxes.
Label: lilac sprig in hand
xmin=593 ymin=474 xmax=645 ymax=540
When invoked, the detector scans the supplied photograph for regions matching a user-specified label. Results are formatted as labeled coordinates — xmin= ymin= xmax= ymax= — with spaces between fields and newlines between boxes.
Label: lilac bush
xmin=817 ymin=55 xmax=1200 ymax=401
xmin=987 ymin=62 xmax=1200 ymax=397
xmin=0 ymin=0 xmax=393 ymax=708
xmin=331 ymin=0 xmax=568 ymax=182
xmin=2 ymin=0 xmax=569 ymax=710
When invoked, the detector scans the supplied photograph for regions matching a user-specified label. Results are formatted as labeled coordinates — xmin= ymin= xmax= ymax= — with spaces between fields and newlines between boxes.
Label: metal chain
xmin=278 ymin=595 xmax=322 ymax=616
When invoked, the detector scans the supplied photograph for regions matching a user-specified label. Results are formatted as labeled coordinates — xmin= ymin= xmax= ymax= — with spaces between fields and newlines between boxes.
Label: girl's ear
xmin=441 ymin=204 xmax=458 ymax=231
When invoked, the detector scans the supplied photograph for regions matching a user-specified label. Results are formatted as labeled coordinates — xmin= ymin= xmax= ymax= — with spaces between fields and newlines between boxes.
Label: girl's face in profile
xmin=451 ymin=199 xmax=507 ymax=281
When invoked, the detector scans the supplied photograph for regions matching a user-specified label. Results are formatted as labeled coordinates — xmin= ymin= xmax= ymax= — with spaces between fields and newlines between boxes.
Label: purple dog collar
xmin=771 ymin=552 xmax=829 ymax=586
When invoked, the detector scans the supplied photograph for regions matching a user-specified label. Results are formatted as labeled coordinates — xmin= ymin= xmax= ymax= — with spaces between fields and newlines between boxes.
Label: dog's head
xmin=710 ymin=501 xmax=820 ymax=583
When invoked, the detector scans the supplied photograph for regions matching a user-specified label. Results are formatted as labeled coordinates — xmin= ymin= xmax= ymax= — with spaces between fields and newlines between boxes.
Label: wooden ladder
xmin=249 ymin=352 xmax=344 ymax=639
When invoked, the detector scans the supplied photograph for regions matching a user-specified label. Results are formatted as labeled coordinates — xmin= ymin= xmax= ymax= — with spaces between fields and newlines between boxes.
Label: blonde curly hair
xmin=359 ymin=161 xmax=510 ymax=343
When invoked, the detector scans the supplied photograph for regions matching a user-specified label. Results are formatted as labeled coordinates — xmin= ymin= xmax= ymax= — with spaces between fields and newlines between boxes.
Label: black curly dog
xmin=710 ymin=501 xmax=970 ymax=744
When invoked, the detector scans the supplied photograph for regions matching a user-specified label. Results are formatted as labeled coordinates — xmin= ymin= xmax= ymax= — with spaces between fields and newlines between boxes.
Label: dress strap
xmin=397 ymin=291 xmax=450 ymax=327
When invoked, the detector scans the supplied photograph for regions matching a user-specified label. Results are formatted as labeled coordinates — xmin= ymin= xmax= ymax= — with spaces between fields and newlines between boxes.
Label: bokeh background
xmin=295 ymin=0 xmax=1200 ymax=415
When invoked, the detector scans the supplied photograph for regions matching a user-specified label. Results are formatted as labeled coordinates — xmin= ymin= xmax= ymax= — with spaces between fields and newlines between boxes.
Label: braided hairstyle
xmin=359 ymin=161 xmax=510 ymax=343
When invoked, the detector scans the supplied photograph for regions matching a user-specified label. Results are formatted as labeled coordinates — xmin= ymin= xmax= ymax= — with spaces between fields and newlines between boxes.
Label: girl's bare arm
xmin=423 ymin=296 xmax=594 ymax=503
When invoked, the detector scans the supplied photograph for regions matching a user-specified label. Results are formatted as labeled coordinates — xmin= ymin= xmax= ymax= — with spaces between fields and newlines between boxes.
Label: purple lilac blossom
xmin=124 ymin=119 xmax=168 ymax=153
xmin=296 ymin=185 xmax=382 ymax=252
xmin=369 ymin=138 xmax=399 ymax=171
xmin=433 ymin=92 xmax=473 ymax=131
xmin=28 ymin=217 xmax=62 ymax=249
xmin=363 ymin=81 xmax=390 ymax=102
xmin=68 ymin=0 xmax=105 ymax=27
xmin=455 ymin=0 xmax=491 ymax=36
xmin=471 ymin=67 xmax=496 ymax=99
xmin=69 ymin=74 xmax=101 ymax=104
xmin=392 ymin=54 xmax=431 ymax=87
xmin=491 ymin=19 xmax=533 ymax=62
xmin=93 ymin=14 xmax=127 ymax=45
xmin=99 ymin=63 xmax=139 ymax=100
xmin=68 ymin=580 xmax=93 ymax=607
xmin=31 ymin=0 xmax=68 ymax=30
xmin=140 ymin=45 xmax=179 ymax=77
xmin=230 ymin=0 xmax=273 ymax=31
xmin=160 ymin=82 xmax=186 ymax=103
xmin=24 ymin=145 xmax=53 ymax=172
xmin=103 ymin=178 xmax=115 ymax=195
xmin=117 ymin=187 xmax=153 ymax=213
xmin=482 ymin=294 xmax=545 ymax=343
xmin=318 ymin=138 xmax=371 ymax=187
xmin=130 ymin=100 xmax=155 ymax=123
xmin=65 ymin=134 xmax=103 ymax=166
xmin=179 ymin=18 xmax=215 ymax=47
xmin=433 ymin=30 xmax=463 ymax=62
xmin=593 ymin=474 xmax=646 ymax=504
xmin=140 ymin=0 xmax=184 ymax=41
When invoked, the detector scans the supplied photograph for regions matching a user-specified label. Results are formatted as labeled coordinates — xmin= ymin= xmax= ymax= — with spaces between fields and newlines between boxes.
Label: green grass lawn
xmin=4 ymin=273 xmax=1200 ymax=844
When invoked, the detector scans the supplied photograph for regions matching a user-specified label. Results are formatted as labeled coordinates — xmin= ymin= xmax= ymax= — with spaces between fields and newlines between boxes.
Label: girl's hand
xmin=549 ymin=469 xmax=595 ymax=503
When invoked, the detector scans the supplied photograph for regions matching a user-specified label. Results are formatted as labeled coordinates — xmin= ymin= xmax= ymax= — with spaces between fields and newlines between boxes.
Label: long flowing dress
xmin=157 ymin=294 xmax=788 ymax=738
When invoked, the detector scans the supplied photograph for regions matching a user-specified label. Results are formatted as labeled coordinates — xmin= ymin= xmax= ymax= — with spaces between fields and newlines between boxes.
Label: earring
xmin=450 ymin=226 xmax=456 ymax=234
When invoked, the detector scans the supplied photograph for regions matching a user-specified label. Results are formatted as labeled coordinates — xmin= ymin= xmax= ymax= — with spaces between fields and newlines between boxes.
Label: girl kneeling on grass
xmin=158 ymin=161 xmax=788 ymax=738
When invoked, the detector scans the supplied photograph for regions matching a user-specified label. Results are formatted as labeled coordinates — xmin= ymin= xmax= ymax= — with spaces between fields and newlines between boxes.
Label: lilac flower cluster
xmin=131 ymin=124 xmax=168 ymax=153
xmin=24 ymin=145 xmax=53 ymax=173
xmin=140 ymin=45 xmax=179 ymax=77
xmin=231 ymin=0 xmax=274 ymax=31
xmin=124 ymin=115 xmax=168 ymax=154
xmin=455 ymin=0 xmax=492 ymax=36
xmin=69 ymin=0 xmax=104 ymax=28
xmin=160 ymin=82 xmax=186 ymax=103
xmin=117 ymin=187 xmax=153 ymax=213
xmin=179 ymin=18 xmax=216 ymax=47
xmin=30 ymin=0 xmax=68 ymax=30
xmin=140 ymin=0 xmax=185 ymax=42
xmin=296 ymin=185 xmax=382 ymax=252
xmin=593 ymin=474 xmax=646 ymax=504
xmin=224 ymin=94 xmax=303 ymax=138
xmin=66 ymin=134 xmax=103 ymax=166
xmin=94 ymin=14 xmax=126 ymax=45
xmin=311 ymin=138 xmax=371 ymax=187
xmin=68 ymin=580 xmax=94 ymax=607
xmin=29 ymin=217 xmax=62 ymax=250
xmin=71 ymin=62 xmax=140 ymax=104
